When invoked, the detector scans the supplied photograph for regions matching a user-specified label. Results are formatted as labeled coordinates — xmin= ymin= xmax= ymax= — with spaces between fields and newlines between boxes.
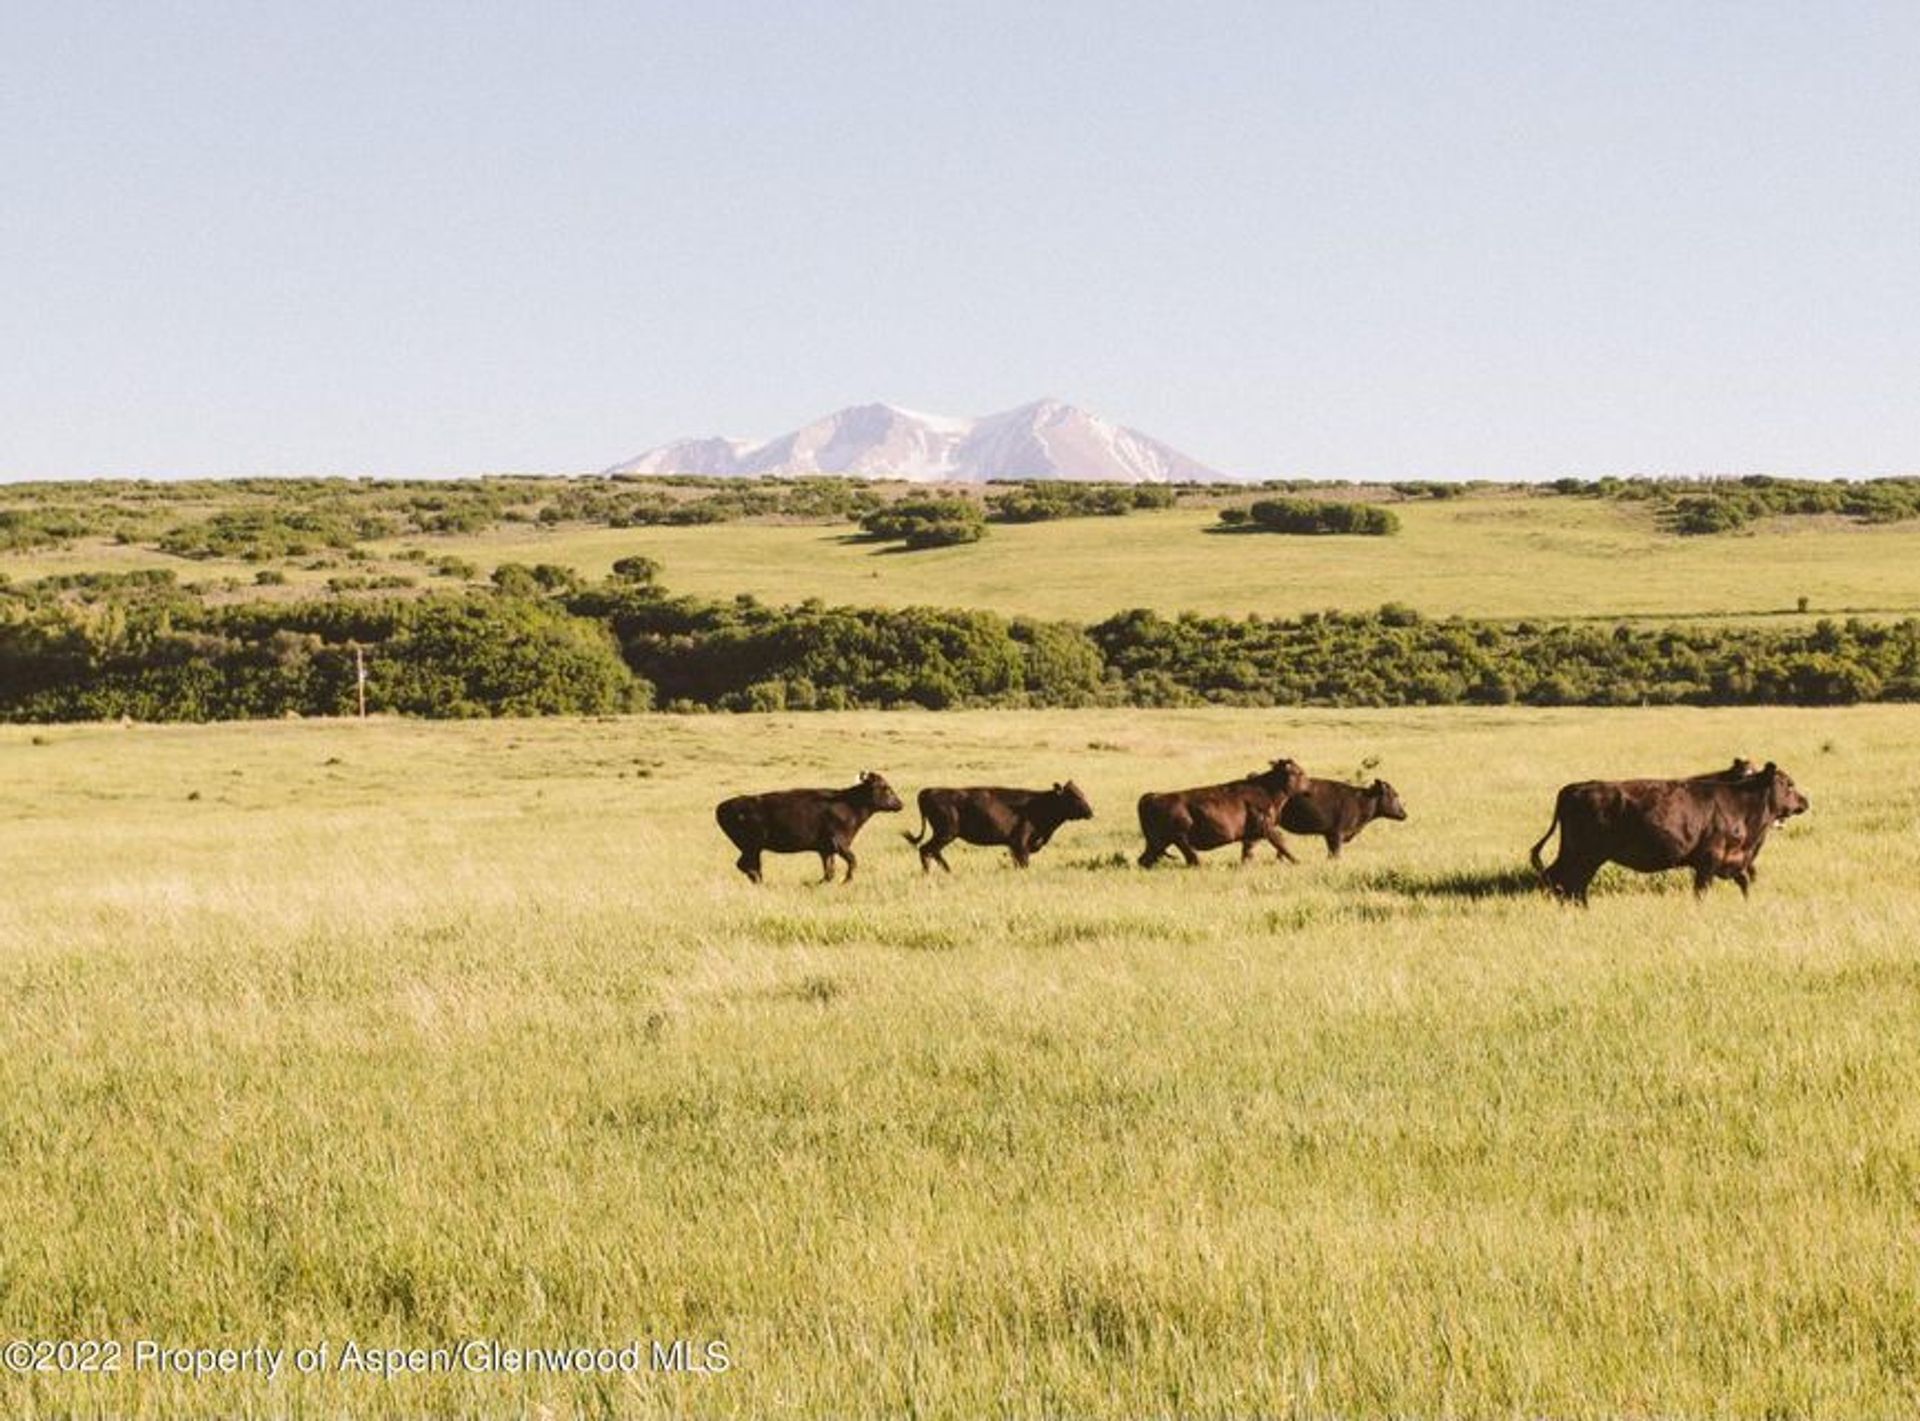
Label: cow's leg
xmin=1137 ymin=839 xmax=1165 ymax=868
xmin=928 ymin=836 xmax=954 ymax=874
xmin=1324 ymin=833 xmax=1341 ymax=859
xmin=1266 ymin=827 xmax=1297 ymax=863
xmin=736 ymin=850 xmax=762 ymax=883
xmin=1009 ymin=831 xmax=1033 ymax=869
xmin=818 ymin=850 xmax=836 ymax=883
xmin=1176 ymin=837 xmax=1202 ymax=867
xmin=838 ymin=846 xmax=857 ymax=883
xmin=1541 ymin=854 xmax=1587 ymax=905
xmin=1692 ymin=865 xmax=1715 ymax=898
xmin=1560 ymin=856 xmax=1601 ymax=907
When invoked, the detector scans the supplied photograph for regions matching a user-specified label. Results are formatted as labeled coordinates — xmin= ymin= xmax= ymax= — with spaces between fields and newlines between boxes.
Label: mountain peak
xmin=605 ymin=400 xmax=1220 ymax=483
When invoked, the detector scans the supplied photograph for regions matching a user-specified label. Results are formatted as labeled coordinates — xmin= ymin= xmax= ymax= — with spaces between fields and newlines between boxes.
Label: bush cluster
xmin=159 ymin=506 xmax=396 ymax=561
xmin=538 ymin=477 xmax=884 ymax=529
xmin=0 ymin=506 xmax=98 ymax=551
xmin=1545 ymin=475 xmax=1920 ymax=534
xmin=986 ymin=483 xmax=1177 ymax=522
xmin=0 ymin=586 xmax=642 ymax=721
xmin=3 ymin=570 xmax=1915 ymax=721
xmin=1217 ymin=499 xmax=1401 ymax=536
xmin=1089 ymin=607 xmax=1917 ymax=707
xmin=857 ymin=498 xmax=987 ymax=549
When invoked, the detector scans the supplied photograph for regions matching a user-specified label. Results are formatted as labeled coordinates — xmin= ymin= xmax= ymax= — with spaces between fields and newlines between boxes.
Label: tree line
xmin=1543 ymin=474 xmax=1920 ymax=534
xmin=2 ymin=567 xmax=1914 ymax=721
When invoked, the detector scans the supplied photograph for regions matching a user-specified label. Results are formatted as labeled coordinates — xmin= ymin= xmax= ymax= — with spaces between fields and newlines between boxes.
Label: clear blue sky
xmin=4 ymin=1 xmax=1917 ymax=481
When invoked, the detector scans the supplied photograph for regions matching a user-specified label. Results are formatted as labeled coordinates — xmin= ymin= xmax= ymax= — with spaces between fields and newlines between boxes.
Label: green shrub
xmin=859 ymin=499 xmax=987 ymax=550
xmin=987 ymin=483 xmax=1172 ymax=523
xmin=1221 ymin=499 xmax=1400 ymax=536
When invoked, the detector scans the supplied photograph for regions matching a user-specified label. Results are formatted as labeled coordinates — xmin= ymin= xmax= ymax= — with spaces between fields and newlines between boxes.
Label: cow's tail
xmin=901 ymin=813 xmax=928 ymax=846
xmin=1527 ymin=792 xmax=1565 ymax=878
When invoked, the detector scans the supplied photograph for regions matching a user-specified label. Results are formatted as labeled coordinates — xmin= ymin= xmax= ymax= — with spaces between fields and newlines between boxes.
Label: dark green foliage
xmin=987 ymin=482 xmax=1177 ymax=522
xmin=1087 ymin=608 xmax=1920 ymax=708
xmin=610 ymin=555 xmax=662 ymax=585
xmin=0 ymin=507 xmax=96 ymax=551
xmin=569 ymin=585 xmax=1106 ymax=711
xmin=0 ymin=586 xmax=644 ymax=721
xmin=491 ymin=562 xmax=584 ymax=597
xmin=3 ymin=566 xmax=1917 ymax=721
xmin=1545 ymin=475 xmax=1920 ymax=534
xmin=858 ymin=498 xmax=988 ymax=550
xmin=1221 ymin=499 xmax=1401 ymax=536
xmin=159 ymin=505 xmax=395 ymax=561
xmin=542 ymin=477 xmax=885 ymax=528
xmin=371 ymin=597 xmax=641 ymax=717
xmin=1389 ymin=481 xmax=1470 ymax=500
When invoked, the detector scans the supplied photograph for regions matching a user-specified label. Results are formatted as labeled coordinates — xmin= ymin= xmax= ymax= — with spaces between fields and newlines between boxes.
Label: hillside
xmin=378 ymin=498 xmax=1920 ymax=625
xmin=5 ymin=478 xmax=1918 ymax=626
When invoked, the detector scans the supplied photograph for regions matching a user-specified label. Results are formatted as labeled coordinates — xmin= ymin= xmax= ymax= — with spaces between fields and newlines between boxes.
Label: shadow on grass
xmin=1357 ymin=864 xmax=1544 ymax=900
xmin=1063 ymin=851 xmax=1134 ymax=872
xmin=830 ymin=532 xmax=945 ymax=556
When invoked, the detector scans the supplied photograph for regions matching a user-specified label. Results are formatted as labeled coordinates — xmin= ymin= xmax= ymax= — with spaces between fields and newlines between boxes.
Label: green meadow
xmin=372 ymin=496 xmax=1920 ymax=623
xmin=9 ymin=490 xmax=1920 ymax=624
xmin=3 ymin=705 xmax=1916 ymax=1416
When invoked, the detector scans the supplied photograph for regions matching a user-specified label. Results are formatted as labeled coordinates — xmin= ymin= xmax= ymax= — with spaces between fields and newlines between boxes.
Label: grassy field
xmin=10 ymin=490 xmax=1920 ymax=625
xmin=2 ymin=706 xmax=1916 ymax=1416
xmin=370 ymin=497 xmax=1920 ymax=623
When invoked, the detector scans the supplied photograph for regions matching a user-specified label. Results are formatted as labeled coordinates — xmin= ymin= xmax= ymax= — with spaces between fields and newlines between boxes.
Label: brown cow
xmin=1687 ymin=757 xmax=1764 ymax=889
xmin=715 ymin=771 xmax=904 ymax=884
xmin=1277 ymin=778 xmax=1408 ymax=859
xmin=1690 ymin=757 xmax=1759 ymax=783
xmin=1137 ymin=758 xmax=1310 ymax=868
xmin=1528 ymin=761 xmax=1808 ymax=904
xmin=903 ymin=781 xmax=1094 ymax=872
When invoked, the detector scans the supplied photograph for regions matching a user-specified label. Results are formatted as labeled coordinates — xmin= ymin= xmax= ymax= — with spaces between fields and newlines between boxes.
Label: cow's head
xmin=1370 ymin=779 xmax=1409 ymax=821
xmin=1052 ymin=780 xmax=1095 ymax=820
xmin=1252 ymin=757 xmax=1310 ymax=797
xmin=856 ymin=770 xmax=904 ymax=812
xmin=1760 ymin=762 xmax=1809 ymax=821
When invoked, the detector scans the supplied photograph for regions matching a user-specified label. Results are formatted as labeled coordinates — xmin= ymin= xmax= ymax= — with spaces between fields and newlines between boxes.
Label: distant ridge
xmin=605 ymin=399 xmax=1222 ymax=483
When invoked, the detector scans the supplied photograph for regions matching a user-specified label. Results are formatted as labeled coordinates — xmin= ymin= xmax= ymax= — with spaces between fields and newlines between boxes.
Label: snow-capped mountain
xmin=604 ymin=400 xmax=1222 ymax=483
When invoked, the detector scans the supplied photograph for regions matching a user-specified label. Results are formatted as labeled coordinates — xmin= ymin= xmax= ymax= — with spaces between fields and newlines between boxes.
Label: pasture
xmin=2 ymin=705 xmax=1916 ymax=1416
xmin=10 ymin=490 xmax=1920 ymax=626
xmin=376 ymin=496 xmax=1920 ymax=624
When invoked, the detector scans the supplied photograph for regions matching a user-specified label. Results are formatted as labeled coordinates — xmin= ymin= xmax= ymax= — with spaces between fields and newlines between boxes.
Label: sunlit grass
xmin=0 ymin=706 xmax=1916 ymax=1415
xmin=370 ymin=496 xmax=1920 ymax=623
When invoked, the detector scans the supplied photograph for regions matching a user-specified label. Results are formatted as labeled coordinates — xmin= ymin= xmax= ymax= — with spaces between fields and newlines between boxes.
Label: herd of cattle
xmin=713 ymin=755 xmax=1809 ymax=903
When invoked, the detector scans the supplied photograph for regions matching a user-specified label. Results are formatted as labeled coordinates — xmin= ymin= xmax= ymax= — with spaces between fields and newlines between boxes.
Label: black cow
xmin=1137 ymin=758 xmax=1310 ymax=868
xmin=903 ymin=781 xmax=1094 ymax=872
xmin=1276 ymin=778 xmax=1408 ymax=859
xmin=715 ymin=771 xmax=904 ymax=883
xmin=1528 ymin=761 xmax=1809 ymax=904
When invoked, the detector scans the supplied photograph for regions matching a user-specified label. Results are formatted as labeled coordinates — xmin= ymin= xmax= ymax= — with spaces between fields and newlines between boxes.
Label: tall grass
xmin=0 ymin=707 xmax=1915 ymax=1415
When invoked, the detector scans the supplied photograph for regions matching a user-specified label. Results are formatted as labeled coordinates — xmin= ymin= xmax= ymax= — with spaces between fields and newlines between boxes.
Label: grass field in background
xmin=374 ymin=496 xmax=1920 ymax=623
xmin=10 ymin=492 xmax=1920 ymax=624
xmin=2 ymin=706 xmax=1915 ymax=1415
